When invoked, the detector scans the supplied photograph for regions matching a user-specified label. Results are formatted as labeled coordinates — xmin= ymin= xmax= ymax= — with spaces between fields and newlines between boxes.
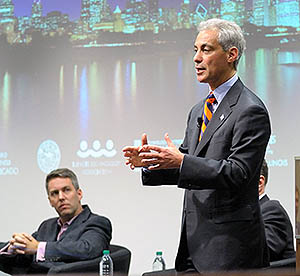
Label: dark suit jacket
xmin=0 ymin=205 xmax=112 ymax=273
xmin=142 ymin=78 xmax=271 ymax=272
xmin=260 ymin=195 xmax=296 ymax=262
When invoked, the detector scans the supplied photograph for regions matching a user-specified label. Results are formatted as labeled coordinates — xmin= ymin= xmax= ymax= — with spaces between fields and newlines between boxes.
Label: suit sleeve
xmin=178 ymin=103 xmax=271 ymax=191
xmin=142 ymin=168 xmax=180 ymax=186
xmin=0 ymin=242 xmax=8 ymax=250
xmin=261 ymin=200 xmax=291 ymax=260
xmin=43 ymin=215 xmax=112 ymax=262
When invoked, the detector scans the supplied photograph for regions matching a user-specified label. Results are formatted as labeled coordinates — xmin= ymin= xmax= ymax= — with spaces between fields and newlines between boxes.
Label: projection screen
xmin=1 ymin=0 xmax=300 ymax=273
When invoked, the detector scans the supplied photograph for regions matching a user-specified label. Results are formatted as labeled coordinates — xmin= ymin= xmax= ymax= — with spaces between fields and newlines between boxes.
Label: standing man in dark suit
xmin=0 ymin=168 xmax=112 ymax=274
xmin=259 ymin=160 xmax=296 ymax=262
xmin=123 ymin=18 xmax=271 ymax=272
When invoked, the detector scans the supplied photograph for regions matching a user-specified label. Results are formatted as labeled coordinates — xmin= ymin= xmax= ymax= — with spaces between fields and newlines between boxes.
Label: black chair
xmin=48 ymin=244 xmax=131 ymax=274
xmin=142 ymin=269 xmax=177 ymax=276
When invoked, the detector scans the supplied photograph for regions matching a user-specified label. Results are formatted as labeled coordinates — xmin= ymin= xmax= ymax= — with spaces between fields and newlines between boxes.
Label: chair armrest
xmin=269 ymin=257 xmax=296 ymax=268
xmin=109 ymin=244 xmax=131 ymax=274
xmin=47 ymin=257 xmax=101 ymax=274
xmin=47 ymin=244 xmax=131 ymax=274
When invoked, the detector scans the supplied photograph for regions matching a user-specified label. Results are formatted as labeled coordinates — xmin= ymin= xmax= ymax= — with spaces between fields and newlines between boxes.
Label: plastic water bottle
xmin=152 ymin=251 xmax=166 ymax=271
xmin=99 ymin=250 xmax=113 ymax=276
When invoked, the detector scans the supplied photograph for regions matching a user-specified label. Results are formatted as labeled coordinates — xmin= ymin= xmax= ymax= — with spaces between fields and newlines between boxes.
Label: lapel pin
xmin=220 ymin=114 xmax=225 ymax=120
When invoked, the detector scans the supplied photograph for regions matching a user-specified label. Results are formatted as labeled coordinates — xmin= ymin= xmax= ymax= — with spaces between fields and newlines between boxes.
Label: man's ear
xmin=258 ymin=175 xmax=265 ymax=195
xmin=227 ymin=47 xmax=238 ymax=64
xmin=77 ymin=188 xmax=83 ymax=201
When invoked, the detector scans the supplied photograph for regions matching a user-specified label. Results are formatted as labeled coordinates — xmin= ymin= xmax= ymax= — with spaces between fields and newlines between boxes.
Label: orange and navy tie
xmin=199 ymin=92 xmax=217 ymax=141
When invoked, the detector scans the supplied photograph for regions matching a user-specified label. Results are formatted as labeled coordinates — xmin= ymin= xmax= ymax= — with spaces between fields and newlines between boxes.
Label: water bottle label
xmin=100 ymin=258 xmax=113 ymax=276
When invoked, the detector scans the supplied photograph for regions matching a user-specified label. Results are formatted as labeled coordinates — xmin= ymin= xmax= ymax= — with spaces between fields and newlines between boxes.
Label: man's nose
xmin=58 ymin=191 xmax=65 ymax=200
xmin=194 ymin=51 xmax=202 ymax=63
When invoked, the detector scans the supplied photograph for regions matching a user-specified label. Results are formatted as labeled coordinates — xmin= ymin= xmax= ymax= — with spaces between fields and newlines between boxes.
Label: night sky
xmin=12 ymin=0 xmax=190 ymax=21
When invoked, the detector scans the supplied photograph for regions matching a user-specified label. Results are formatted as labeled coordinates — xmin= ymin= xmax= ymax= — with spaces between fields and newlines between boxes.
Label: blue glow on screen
xmin=79 ymin=66 xmax=89 ymax=133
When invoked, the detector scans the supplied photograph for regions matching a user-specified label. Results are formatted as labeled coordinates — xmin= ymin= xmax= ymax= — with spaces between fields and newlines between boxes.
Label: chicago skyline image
xmin=0 ymin=0 xmax=299 ymax=49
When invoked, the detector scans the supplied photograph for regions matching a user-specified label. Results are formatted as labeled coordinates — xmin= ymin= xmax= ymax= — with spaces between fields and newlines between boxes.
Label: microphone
xmin=197 ymin=117 xmax=202 ymax=128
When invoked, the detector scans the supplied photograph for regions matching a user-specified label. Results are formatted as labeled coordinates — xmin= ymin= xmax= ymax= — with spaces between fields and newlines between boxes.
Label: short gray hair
xmin=197 ymin=18 xmax=246 ymax=69
xmin=45 ymin=168 xmax=79 ymax=194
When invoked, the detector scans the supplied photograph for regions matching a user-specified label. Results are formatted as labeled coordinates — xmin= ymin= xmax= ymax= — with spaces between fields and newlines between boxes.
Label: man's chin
xmin=196 ymin=75 xmax=208 ymax=83
xmin=59 ymin=213 xmax=74 ymax=223
xmin=57 ymin=209 xmax=71 ymax=219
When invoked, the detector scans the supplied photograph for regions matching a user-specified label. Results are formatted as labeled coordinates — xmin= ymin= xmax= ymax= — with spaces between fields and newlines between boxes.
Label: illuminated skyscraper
xmin=45 ymin=11 xmax=69 ymax=32
xmin=180 ymin=0 xmax=191 ymax=29
xmin=221 ymin=0 xmax=245 ymax=26
xmin=276 ymin=0 xmax=299 ymax=27
xmin=99 ymin=0 xmax=111 ymax=22
xmin=89 ymin=0 xmax=100 ymax=27
xmin=32 ymin=0 xmax=42 ymax=17
xmin=31 ymin=0 xmax=43 ymax=30
xmin=194 ymin=3 xmax=208 ymax=23
xmin=80 ymin=0 xmax=89 ymax=31
xmin=253 ymin=0 xmax=267 ymax=26
xmin=253 ymin=0 xmax=279 ymax=26
xmin=253 ymin=0 xmax=299 ymax=27
xmin=159 ymin=8 xmax=177 ymax=30
xmin=148 ymin=0 xmax=159 ymax=22
xmin=209 ymin=0 xmax=221 ymax=18
xmin=124 ymin=0 xmax=148 ymax=29
xmin=81 ymin=0 xmax=101 ymax=30
xmin=113 ymin=5 xmax=124 ymax=32
xmin=0 ymin=0 xmax=14 ymax=24
xmin=265 ymin=0 xmax=277 ymax=26
xmin=18 ymin=16 xmax=31 ymax=33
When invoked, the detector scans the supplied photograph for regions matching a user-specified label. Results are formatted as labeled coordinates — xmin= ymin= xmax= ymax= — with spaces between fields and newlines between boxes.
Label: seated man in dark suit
xmin=0 ymin=168 xmax=112 ymax=274
xmin=259 ymin=160 xmax=295 ymax=262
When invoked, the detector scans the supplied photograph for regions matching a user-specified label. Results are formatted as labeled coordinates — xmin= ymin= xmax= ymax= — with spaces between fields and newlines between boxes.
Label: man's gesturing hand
xmin=139 ymin=133 xmax=184 ymax=170
xmin=123 ymin=133 xmax=149 ymax=169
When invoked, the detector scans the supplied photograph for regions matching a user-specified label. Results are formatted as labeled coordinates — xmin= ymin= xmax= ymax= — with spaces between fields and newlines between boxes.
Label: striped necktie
xmin=199 ymin=92 xmax=217 ymax=141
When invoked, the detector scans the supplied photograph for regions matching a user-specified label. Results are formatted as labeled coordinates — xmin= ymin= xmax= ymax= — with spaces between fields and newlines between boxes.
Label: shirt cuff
xmin=36 ymin=242 xmax=46 ymax=262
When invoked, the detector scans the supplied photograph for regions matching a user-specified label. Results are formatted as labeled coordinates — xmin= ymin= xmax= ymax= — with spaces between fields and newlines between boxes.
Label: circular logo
xmin=37 ymin=140 xmax=61 ymax=174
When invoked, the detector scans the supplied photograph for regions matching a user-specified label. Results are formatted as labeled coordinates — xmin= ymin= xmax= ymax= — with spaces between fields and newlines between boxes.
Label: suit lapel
xmin=193 ymin=79 xmax=243 ymax=156
xmin=49 ymin=221 xmax=61 ymax=241
xmin=190 ymin=99 xmax=205 ymax=155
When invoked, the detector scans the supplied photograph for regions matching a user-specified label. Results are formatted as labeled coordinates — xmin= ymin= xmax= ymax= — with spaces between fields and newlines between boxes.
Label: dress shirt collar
xmin=57 ymin=213 xmax=78 ymax=227
xmin=259 ymin=192 xmax=266 ymax=200
xmin=209 ymin=73 xmax=238 ymax=107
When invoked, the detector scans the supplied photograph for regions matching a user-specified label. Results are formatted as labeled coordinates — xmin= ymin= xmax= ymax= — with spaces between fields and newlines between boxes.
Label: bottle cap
xmin=156 ymin=251 xmax=162 ymax=256
xmin=103 ymin=250 xmax=110 ymax=255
